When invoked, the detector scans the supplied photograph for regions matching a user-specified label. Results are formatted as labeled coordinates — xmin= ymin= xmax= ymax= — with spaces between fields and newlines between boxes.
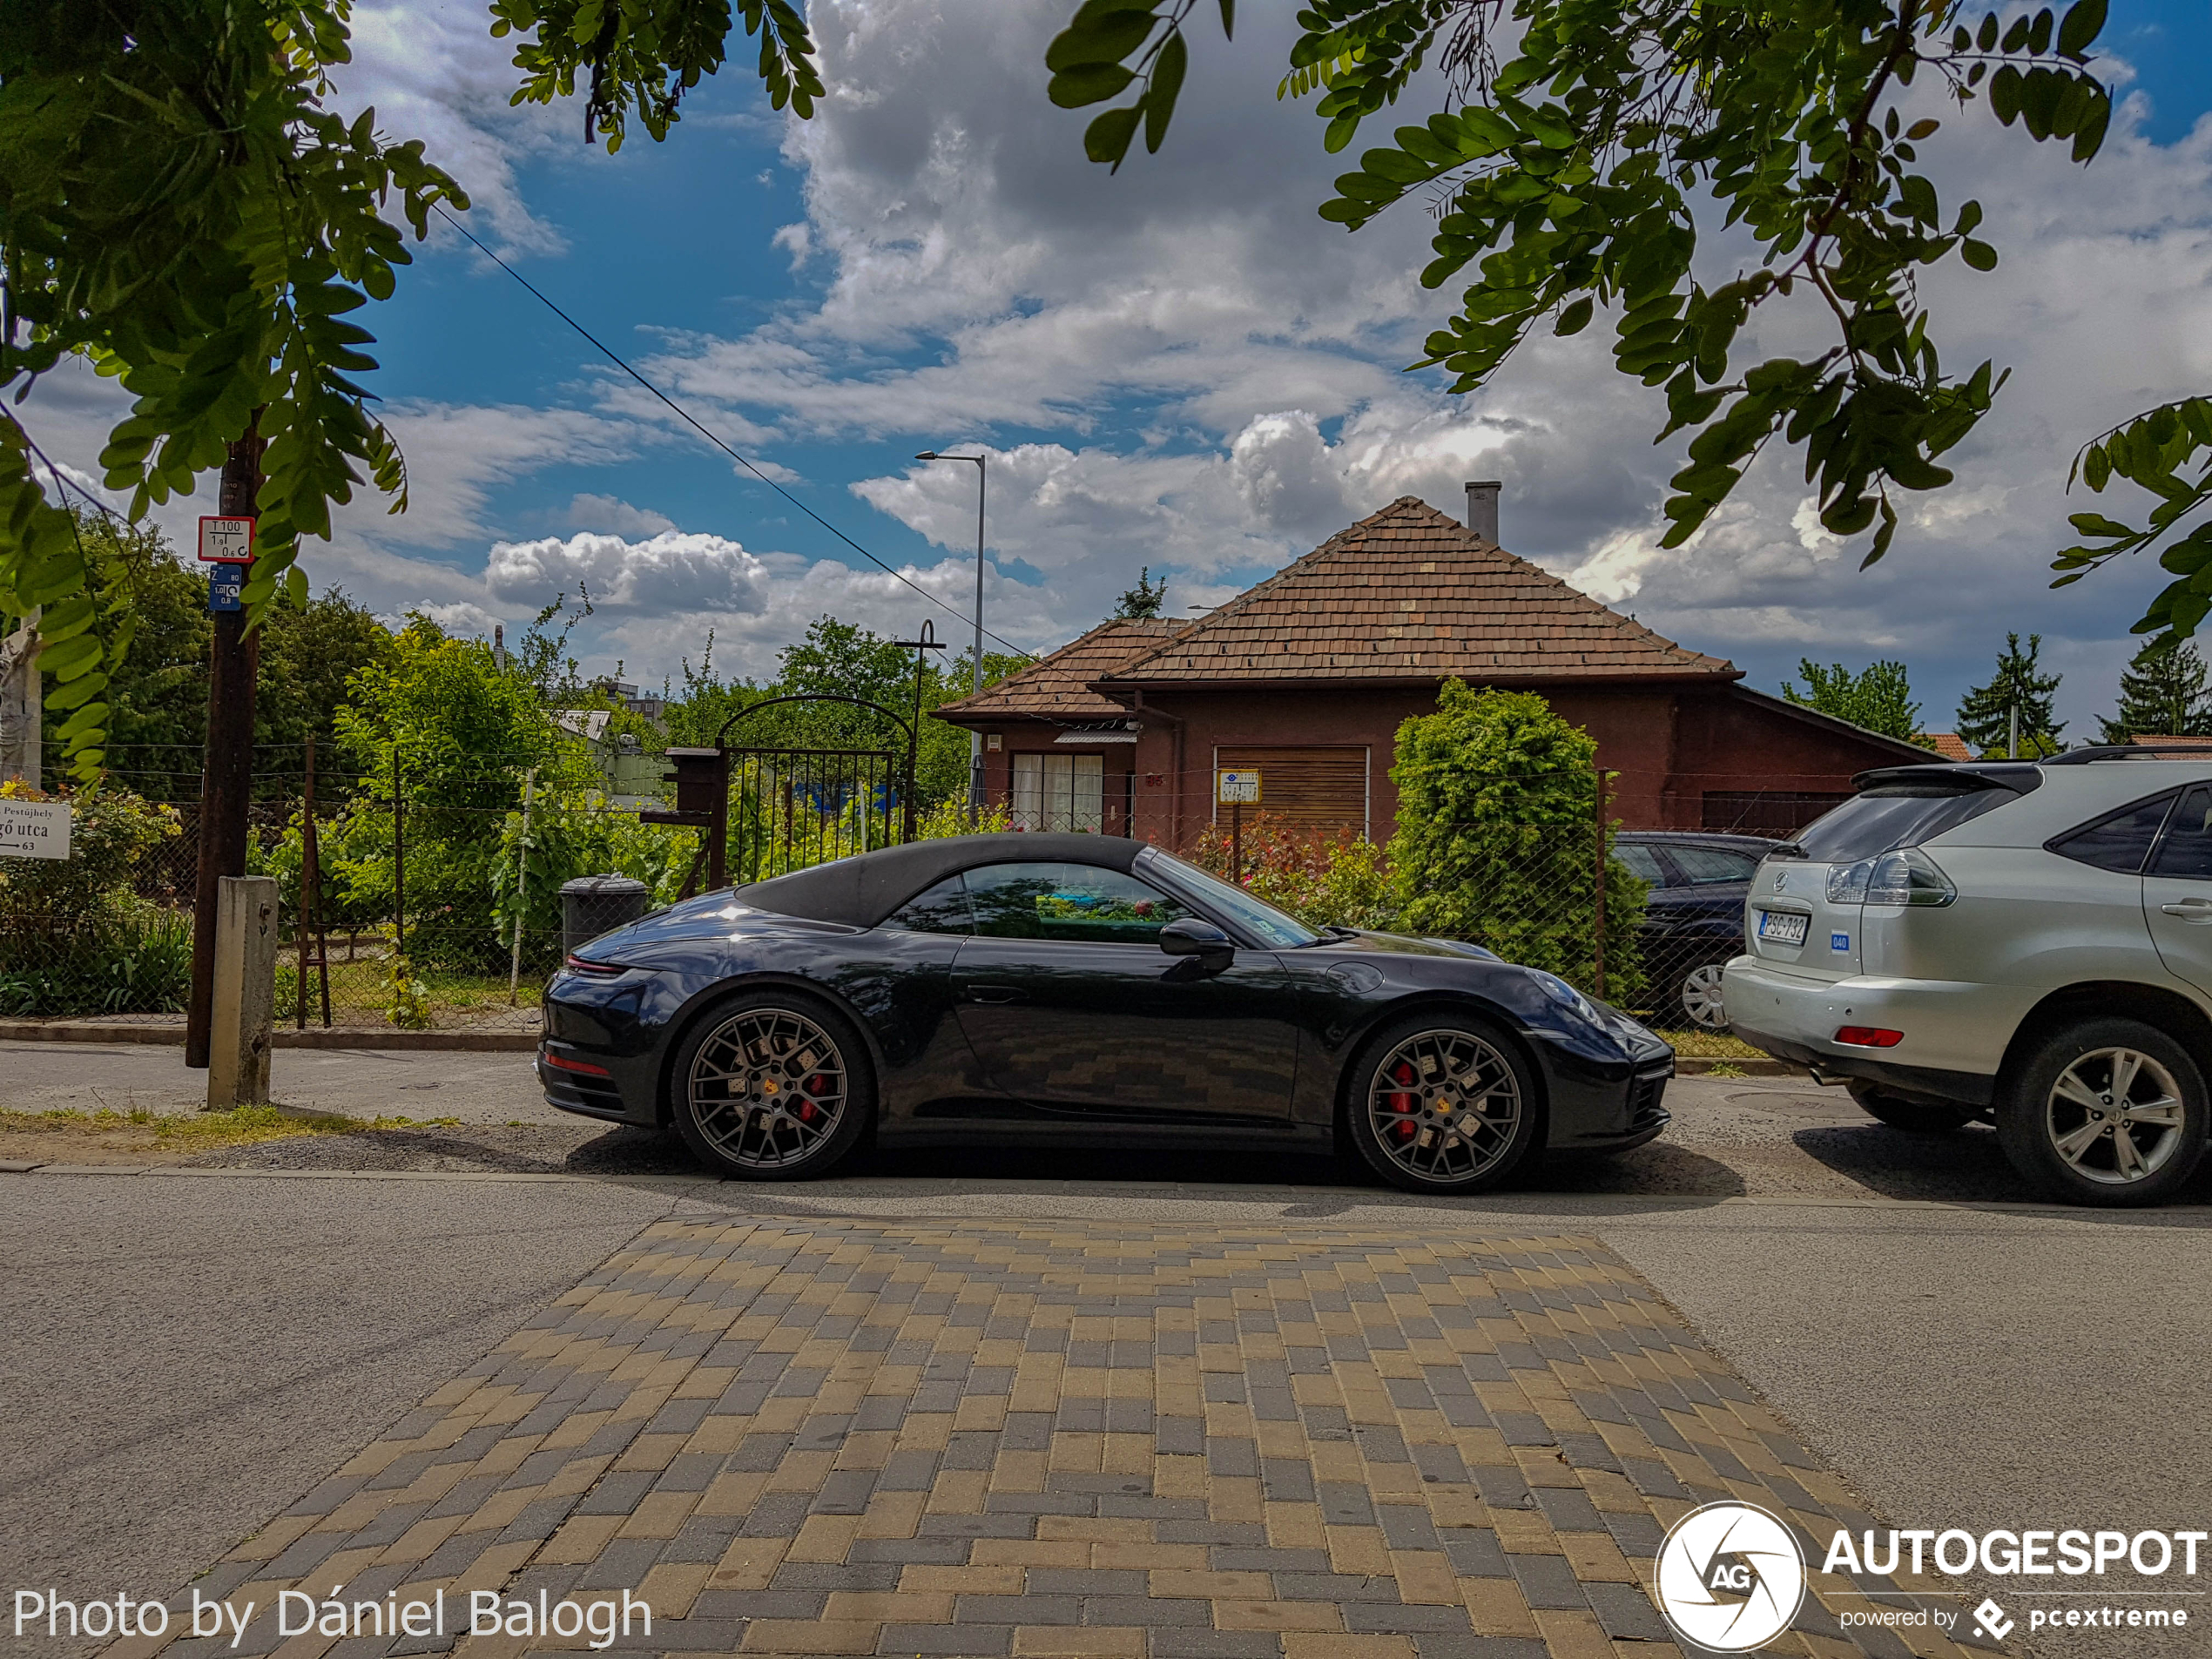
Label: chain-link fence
xmin=1 ymin=745 xmax=1810 ymax=1036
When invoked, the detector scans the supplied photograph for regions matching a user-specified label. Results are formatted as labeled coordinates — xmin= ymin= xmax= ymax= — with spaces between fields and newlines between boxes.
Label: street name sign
xmin=0 ymin=797 xmax=70 ymax=860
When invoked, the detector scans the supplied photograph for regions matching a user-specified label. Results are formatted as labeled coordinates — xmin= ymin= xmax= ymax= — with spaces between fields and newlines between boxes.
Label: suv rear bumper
xmin=1723 ymin=955 xmax=2029 ymax=1105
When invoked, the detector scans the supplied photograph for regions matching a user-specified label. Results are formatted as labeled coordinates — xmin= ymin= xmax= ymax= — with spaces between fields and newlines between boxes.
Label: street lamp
xmin=915 ymin=449 xmax=987 ymax=816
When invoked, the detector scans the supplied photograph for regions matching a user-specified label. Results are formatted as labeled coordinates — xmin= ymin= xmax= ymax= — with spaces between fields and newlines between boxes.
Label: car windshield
xmin=1141 ymin=849 xmax=1323 ymax=948
xmin=1796 ymin=782 xmax=2013 ymax=863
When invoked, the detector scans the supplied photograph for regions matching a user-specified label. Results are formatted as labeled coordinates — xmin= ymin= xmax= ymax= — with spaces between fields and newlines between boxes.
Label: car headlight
xmin=1532 ymin=971 xmax=1602 ymax=1025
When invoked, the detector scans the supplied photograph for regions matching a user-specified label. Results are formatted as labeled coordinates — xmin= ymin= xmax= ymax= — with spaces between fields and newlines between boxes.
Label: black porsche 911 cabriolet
xmin=537 ymin=833 xmax=1673 ymax=1194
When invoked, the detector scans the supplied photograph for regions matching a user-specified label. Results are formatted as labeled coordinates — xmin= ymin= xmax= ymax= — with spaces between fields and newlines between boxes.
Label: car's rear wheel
xmin=670 ymin=991 xmax=872 ymax=1180
xmin=1846 ymin=1079 xmax=1978 ymax=1134
xmin=1674 ymin=961 xmax=1730 ymax=1031
xmin=1997 ymin=1018 xmax=2208 ymax=1206
xmin=1344 ymin=1014 xmax=1540 ymax=1194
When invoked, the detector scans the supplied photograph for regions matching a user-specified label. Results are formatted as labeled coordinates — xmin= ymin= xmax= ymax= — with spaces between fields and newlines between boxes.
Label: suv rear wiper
xmin=1767 ymin=840 xmax=1808 ymax=860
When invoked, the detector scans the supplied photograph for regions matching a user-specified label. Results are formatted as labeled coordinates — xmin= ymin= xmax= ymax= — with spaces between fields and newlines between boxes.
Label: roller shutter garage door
xmin=1213 ymin=746 xmax=1369 ymax=836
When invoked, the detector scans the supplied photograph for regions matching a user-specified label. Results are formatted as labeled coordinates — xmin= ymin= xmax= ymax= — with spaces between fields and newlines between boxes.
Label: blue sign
xmin=208 ymin=576 xmax=244 ymax=613
xmin=1831 ymin=932 xmax=1851 ymax=952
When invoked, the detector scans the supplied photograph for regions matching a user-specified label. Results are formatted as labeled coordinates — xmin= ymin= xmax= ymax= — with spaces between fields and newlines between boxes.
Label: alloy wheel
xmin=686 ymin=1007 xmax=848 ymax=1170
xmin=1366 ymin=1028 xmax=1522 ymax=1183
xmin=2044 ymin=1047 xmax=2187 ymax=1186
xmin=1680 ymin=963 xmax=1729 ymax=1030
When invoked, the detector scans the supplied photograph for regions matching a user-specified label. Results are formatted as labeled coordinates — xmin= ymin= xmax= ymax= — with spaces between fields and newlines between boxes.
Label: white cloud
xmin=485 ymin=529 xmax=774 ymax=613
xmin=566 ymin=493 xmax=678 ymax=536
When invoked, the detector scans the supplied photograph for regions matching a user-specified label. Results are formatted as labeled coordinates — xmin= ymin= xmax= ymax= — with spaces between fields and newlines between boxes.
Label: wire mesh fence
xmin=1 ymin=747 xmax=1802 ymax=1036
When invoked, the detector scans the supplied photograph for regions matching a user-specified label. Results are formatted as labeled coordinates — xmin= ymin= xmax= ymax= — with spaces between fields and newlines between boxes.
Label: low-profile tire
xmin=1672 ymin=960 xmax=1731 ymax=1032
xmin=1846 ymin=1079 xmax=1977 ymax=1134
xmin=1996 ymin=1017 xmax=2209 ymax=1207
xmin=668 ymin=989 xmax=873 ymax=1180
xmin=1343 ymin=1013 xmax=1541 ymax=1195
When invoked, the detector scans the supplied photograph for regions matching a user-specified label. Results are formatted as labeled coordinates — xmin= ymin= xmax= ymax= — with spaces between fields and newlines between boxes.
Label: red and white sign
xmin=198 ymin=516 xmax=256 ymax=563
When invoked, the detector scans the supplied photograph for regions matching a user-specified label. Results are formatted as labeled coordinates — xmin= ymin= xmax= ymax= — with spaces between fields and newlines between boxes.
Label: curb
xmin=0 ymin=1022 xmax=539 ymax=1052
xmin=1672 ymin=1055 xmax=1801 ymax=1076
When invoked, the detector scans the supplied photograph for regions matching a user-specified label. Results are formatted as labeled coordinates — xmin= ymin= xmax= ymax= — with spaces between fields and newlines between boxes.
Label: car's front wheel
xmin=1344 ymin=1014 xmax=1540 ymax=1194
xmin=1997 ymin=1018 xmax=2209 ymax=1206
xmin=669 ymin=991 xmax=872 ymax=1180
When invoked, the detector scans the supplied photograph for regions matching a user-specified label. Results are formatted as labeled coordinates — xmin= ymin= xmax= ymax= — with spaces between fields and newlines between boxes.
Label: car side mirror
xmin=1159 ymin=917 xmax=1234 ymax=971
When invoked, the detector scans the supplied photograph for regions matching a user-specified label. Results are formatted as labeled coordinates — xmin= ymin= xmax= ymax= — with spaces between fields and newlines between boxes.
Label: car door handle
xmin=2161 ymin=899 xmax=2212 ymax=920
xmin=963 ymin=985 xmax=1025 ymax=1004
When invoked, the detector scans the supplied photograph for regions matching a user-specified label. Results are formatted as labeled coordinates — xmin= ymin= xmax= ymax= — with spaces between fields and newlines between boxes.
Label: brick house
xmin=934 ymin=493 xmax=1937 ymax=846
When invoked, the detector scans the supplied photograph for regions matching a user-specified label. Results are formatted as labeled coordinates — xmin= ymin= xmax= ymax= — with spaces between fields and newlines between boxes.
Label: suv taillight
xmin=1827 ymin=846 xmax=1956 ymax=907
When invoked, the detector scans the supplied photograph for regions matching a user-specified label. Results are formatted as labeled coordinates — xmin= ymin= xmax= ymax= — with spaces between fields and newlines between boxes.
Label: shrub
xmin=1187 ymin=819 xmax=1400 ymax=932
xmin=0 ymin=782 xmax=181 ymax=932
xmin=1386 ymin=680 xmax=1646 ymax=997
xmin=0 ymin=907 xmax=192 ymax=1016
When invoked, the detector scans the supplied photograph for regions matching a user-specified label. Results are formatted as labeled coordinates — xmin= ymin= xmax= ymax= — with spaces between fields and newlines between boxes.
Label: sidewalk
xmin=108 ymin=1215 xmax=1988 ymax=1659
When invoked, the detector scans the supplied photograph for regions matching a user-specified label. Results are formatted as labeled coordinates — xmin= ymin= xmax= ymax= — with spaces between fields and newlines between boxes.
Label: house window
xmin=1011 ymin=752 xmax=1104 ymax=832
xmin=1211 ymin=746 xmax=1370 ymax=836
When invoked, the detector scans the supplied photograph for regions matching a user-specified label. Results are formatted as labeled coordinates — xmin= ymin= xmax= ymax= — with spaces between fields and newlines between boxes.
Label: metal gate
xmin=724 ymin=743 xmax=906 ymax=884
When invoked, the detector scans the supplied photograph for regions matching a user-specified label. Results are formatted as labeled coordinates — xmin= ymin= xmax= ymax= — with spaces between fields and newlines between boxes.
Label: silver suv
xmin=1723 ymin=748 xmax=2212 ymax=1205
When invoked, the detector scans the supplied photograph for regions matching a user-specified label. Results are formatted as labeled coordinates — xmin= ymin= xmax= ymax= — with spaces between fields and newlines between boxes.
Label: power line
xmin=431 ymin=206 xmax=1038 ymax=665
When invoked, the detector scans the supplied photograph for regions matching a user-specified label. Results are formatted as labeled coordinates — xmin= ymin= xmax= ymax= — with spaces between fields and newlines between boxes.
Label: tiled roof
xmin=937 ymin=618 xmax=1184 ymax=720
xmin=1924 ymin=732 xmax=1974 ymax=761
xmin=1096 ymin=496 xmax=1738 ymax=686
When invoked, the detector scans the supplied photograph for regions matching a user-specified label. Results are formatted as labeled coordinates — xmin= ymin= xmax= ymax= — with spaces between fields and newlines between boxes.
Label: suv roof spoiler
xmin=1851 ymin=762 xmax=2043 ymax=793
xmin=2044 ymin=743 xmax=2212 ymax=763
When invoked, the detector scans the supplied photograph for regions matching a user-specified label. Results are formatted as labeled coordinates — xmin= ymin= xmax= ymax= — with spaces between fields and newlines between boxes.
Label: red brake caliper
xmin=1390 ymin=1062 xmax=1419 ymax=1139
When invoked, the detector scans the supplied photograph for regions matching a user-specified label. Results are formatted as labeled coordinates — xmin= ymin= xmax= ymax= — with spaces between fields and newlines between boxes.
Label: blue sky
xmin=32 ymin=0 xmax=2212 ymax=738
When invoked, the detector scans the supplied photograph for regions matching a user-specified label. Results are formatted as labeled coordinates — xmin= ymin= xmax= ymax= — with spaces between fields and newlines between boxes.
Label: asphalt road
xmin=3 ymin=1049 xmax=2207 ymax=1658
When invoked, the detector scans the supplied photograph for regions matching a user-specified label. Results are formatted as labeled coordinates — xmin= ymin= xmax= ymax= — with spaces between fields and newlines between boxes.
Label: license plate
xmin=1757 ymin=909 xmax=1810 ymax=946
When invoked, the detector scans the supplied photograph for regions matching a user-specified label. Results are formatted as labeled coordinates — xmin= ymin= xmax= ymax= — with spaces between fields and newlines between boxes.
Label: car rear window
xmin=1797 ymin=781 xmax=2015 ymax=863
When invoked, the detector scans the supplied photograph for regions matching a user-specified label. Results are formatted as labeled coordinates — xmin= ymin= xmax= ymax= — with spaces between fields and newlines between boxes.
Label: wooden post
xmin=300 ymin=736 xmax=331 ymax=1028
xmin=1231 ymin=800 xmax=1243 ymax=887
xmin=1592 ymin=763 xmax=1608 ymax=1001
xmin=392 ymin=743 xmax=405 ymax=961
xmin=207 ymin=874 xmax=278 ymax=1107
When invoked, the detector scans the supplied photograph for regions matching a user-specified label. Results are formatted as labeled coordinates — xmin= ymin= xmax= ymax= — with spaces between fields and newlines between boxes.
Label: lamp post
xmin=915 ymin=449 xmax=987 ymax=816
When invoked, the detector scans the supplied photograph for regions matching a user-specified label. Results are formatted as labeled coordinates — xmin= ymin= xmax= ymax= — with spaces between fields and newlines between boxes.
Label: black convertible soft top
xmin=733 ymin=833 xmax=1149 ymax=928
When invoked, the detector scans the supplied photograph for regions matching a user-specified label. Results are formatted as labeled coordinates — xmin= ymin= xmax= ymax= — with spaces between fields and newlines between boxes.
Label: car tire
xmin=1673 ymin=960 xmax=1731 ymax=1031
xmin=669 ymin=989 xmax=873 ymax=1180
xmin=1343 ymin=1013 xmax=1541 ymax=1195
xmin=1996 ymin=1017 xmax=2209 ymax=1206
xmin=1846 ymin=1079 xmax=1978 ymax=1134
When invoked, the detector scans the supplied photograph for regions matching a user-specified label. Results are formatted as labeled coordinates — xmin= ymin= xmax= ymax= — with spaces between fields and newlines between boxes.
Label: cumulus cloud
xmin=566 ymin=494 xmax=679 ymax=536
xmin=485 ymin=529 xmax=774 ymax=613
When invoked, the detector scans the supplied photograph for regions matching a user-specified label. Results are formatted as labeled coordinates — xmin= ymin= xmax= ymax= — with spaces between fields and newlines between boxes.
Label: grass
xmin=0 ymin=1104 xmax=462 ymax=1150
xmin=1647 ymin=1026 xmax=1768 ymax=1059
xmin=273 ymin=960 xmax=544 ymax=1028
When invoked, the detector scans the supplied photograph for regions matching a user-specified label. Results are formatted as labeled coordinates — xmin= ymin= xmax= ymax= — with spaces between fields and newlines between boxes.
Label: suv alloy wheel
xmin=1998 ymin=1017 xmax=2209 ymax=1205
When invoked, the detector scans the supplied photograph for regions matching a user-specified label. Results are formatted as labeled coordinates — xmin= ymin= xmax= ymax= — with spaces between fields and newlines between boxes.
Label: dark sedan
xmin=1614 ymin=831 xmax=1780 ymax=1029
xmin=538 ymin=833 xmax=1674 ymax=1194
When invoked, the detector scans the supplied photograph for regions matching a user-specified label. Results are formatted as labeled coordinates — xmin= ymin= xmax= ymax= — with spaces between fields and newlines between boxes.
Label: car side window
xmin=2150 ymin=786 xmax=2212 ymax=880
xmin=962 ymin=862 xmax=1190 ymax=944
xmin=1670 ymin=846 xmax=1760 ymax=885
xmin=2048 ymin=791 xmax=2179 ymax=873
xmin=883 ymin=874 xmax=974 ymax=934
xmin=1612 ymin=844 xmax=1669 ymax=887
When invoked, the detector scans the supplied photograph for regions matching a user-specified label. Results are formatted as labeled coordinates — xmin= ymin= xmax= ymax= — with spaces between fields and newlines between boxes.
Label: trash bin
xmin=561 ymin=874 xmax=650 ymax=961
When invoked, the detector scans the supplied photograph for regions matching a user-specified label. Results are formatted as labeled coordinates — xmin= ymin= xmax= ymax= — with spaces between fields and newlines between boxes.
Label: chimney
xmin=1465 ymin=480 xmax=1501 ymax=543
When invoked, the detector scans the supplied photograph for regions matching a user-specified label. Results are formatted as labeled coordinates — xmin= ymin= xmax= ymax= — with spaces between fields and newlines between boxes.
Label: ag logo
xmin=1652 ymin=1501 xmax=1806 ymax=1652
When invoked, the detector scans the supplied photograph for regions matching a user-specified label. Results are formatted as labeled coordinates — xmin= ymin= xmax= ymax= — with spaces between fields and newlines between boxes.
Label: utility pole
xmin=185 ymin=417 xmax=264 ymax=1069
xmin=914 ymin=450 xmax=988 ymax=817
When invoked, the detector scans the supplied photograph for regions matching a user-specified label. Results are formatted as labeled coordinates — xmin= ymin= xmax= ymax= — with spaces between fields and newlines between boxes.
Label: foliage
xmin=56 ymin=509 xmax=394 ymax=792
xmin=0 ymin=780 xmax=180 ymax=931
xmin=1780 ymin=658 xmax=1932 ymax=745
xmin=0 ymin=0 xmax=472 ymax=776
xmin=1040 ymin=2 xmax=2212 ymax=626
xmin=1186 ymin=819 xmax=1400 ymax=932
xmin=489 ymin=787 xmax=698 ymax=966
xmin=0 ymin=907 xmax=193 ymax=1017
xmin=1114 ymin=567 xmax=1167 ymax=620
xmin=2097 ymin=637 xmax=2212 ymax=745
xmin=382 ymin=948 xmax=434 ymax=1029
xmin=1955 ymin=631 xmax=2065 ymax=757
xmin=1385 ymin=680 xmax=1643 ymax=995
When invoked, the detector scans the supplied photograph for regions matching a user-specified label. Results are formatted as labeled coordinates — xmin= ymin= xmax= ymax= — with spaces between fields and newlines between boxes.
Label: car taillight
xmin=1834 ymin=1026 xmax=1904 ymax=1048
xmin=563 ymin=954 xmax=626 ymax=976
xmin=1865 ymin=847 xmax=1956 ymax=907
xmin=543 ymin=1050 xmax=612 ymax=1077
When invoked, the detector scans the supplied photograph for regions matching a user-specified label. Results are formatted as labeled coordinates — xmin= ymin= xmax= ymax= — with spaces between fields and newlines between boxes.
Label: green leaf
xmin=2069 ymin=512 xmax=2137 ymax=537
xmin=1554 ymin=297 xmax=1595 ymax=336
xmin=1083 ymin=105 xmax=1142 ymax=167
xmin=1144 ymin=30 xmax=1187 ymax=152
xmin=1045 ymin=8 xmax=1156 ymax=74
xmin=2059 ymin=0 xmax=2107 ymax=58
xmin=1049 ymin=64 xmax=1135 ymax=109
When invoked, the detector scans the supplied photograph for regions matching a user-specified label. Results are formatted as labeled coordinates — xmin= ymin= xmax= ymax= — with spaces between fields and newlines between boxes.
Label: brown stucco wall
xmin=960 ymin=679 xmax=1932 ymax=846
